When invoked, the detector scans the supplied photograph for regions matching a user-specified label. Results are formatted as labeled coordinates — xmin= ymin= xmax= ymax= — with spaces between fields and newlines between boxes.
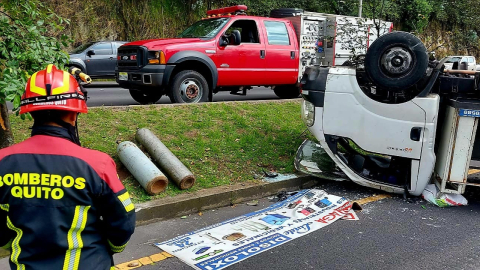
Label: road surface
xmin=6 ymin=83 xmax=283 ymax=109
xmin=105 ymin=181 xmax=480 ymax=270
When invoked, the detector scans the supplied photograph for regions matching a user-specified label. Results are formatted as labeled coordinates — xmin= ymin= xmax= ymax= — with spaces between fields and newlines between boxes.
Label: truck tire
xmin=364 ymin=31 xmax=428 ymax=92
xmin=273 ymin=85 xmax=300 ymax=99
xmin=169 ymin=70 xmax=209 ymax=103
xmin=129 ymin=89 xmax=162 ymax=104
xmin=270 ymin=8 xmax=304 ymax=18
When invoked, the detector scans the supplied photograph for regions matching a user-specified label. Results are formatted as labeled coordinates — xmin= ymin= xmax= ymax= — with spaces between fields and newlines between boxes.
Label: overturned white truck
xmin=298 ymin=31 xmax=480 ymax=197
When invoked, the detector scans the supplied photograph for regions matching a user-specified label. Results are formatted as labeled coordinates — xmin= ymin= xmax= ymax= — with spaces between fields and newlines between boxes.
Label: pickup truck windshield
xmin=178 ymin=18 xmax=230 ymax=39
xmin=70 ymin=42 xmax=95 ymax=54
xmin=445 ymin=57 xmax=462 ymax=63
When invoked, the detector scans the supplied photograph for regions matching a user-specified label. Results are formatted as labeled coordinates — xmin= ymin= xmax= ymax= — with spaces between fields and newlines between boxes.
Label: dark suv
xmin=69 ymin=41 xmax=127 ymax=78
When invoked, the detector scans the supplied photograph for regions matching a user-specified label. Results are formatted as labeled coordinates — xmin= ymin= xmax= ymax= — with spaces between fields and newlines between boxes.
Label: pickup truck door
xmin=216 ymin=18 xmax=266 ymax=86
xmin=261 ymin=20 xmax=298 ymax=85
xmin=85 ymin=42 xmax=116 ymax=76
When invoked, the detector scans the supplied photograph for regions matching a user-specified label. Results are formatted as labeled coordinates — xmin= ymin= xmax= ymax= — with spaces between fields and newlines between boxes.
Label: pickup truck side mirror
xmin=230 ymin=30 xmax=241 ymax=46
xmin=86 ymin=50 xmax=95 ymax=56
xmin=219 ymin=35 xmax=229 ymax=47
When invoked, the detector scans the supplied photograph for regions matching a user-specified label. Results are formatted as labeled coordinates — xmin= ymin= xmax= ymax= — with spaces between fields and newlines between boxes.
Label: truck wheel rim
xmin=380 ymin=46 xmax=413 ymax=77
xmin=180 ymin=79 xmax=202 ymax=102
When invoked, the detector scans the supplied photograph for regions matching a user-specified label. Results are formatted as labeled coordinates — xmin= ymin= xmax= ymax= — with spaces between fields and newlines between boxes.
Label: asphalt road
xmin=5 ymin=83 xmax=281 ymax=110
xmin=105 ymin=180 xmax=480 ymax=270
xmin=83 ymin=83 xmax=279 ymax=107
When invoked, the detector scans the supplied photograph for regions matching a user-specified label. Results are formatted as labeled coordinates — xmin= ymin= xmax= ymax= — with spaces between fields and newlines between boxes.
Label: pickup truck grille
xmin=117 ymin=46 xmax=147 ymax=69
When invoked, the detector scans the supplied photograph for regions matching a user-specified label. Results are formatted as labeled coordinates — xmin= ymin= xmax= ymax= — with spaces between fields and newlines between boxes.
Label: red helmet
xmin=20 ymin=64 xmax=87 ymax=114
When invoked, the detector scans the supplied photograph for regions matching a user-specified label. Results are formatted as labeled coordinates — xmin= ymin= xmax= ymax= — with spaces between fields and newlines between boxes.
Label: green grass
xmin=10 ymin=101 xmax=310 ymax=203
xmin=0 ymin=249 xmax=9 ymax=259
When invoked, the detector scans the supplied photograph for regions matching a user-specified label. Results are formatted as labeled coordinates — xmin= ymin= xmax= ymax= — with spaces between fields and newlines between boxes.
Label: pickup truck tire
xmin=169 ymin=70 xmax=209 ymax=103
xmin=129 ymin=89 xmax=162 ymax=104
xmin=273 ymin=85 xmax=300 ymax=99
xmin=365 ymin=31 xmax=428 ymax=92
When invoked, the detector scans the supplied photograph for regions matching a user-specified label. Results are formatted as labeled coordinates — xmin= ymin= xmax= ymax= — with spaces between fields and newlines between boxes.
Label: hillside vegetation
xmin=5 ymin=0 xmax=480 ymax=58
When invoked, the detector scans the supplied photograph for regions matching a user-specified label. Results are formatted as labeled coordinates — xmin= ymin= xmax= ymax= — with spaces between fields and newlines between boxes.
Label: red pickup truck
xmin=115 ymin=6 xmax=391 ymax=104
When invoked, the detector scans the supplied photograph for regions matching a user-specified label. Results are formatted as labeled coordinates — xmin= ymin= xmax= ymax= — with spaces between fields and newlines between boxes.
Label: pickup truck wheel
xmin=273 ymin=85 xmax=300 ymax=99
xmin=169 ymin=70 xmax=209 ymax=103
xmin=129 ymin=89 xmax=162 ymax=104
xmin=365 ymin=31 xmax=428 ymax=91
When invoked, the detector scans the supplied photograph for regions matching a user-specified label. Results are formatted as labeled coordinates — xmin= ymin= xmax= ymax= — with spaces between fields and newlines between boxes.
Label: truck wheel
xmin=273 ymin=85 xmax=300 ymax=99
xmin=129 ymin=89 xmax=162 ymax=104
xmin=169 ymin=70 xmax=209 ymax=103
xmin=364 ymin=31 xmax=428 ymax=91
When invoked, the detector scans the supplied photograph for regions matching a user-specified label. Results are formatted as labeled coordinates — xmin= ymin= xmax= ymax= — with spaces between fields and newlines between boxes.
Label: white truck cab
xmin=443 ymin=55 xmax=477 ymax=71
xmin=298 ymin=32 xmax=480 ymax=196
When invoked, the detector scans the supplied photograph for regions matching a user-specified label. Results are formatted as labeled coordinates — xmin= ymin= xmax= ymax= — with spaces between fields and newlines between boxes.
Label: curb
xmin=89 ymin=98 xmax=301 ymax=111
xmin=135 ymin=175 xmax=318 ymax=225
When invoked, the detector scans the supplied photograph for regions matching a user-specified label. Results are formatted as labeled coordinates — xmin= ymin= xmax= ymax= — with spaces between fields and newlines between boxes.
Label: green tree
xmin=0 ymin=0 xmax=70 ymax=149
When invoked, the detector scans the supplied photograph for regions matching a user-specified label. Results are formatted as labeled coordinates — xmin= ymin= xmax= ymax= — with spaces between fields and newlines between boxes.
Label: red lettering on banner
xmin=315 ymin=201 xmax=352 ymax=223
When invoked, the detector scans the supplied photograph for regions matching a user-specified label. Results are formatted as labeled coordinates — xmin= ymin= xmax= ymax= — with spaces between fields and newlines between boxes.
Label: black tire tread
xmin=169 ymin=70 xmax=209 ymax=104
xmin=364 ymin=31 xmax=428 ymax=91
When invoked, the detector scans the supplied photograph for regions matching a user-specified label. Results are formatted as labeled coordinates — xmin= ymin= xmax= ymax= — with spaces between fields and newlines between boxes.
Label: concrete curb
xmin=89 ymin=98 xmax=301 ymax=111
xmin=135 ymin=175 xmax=318 ymax=225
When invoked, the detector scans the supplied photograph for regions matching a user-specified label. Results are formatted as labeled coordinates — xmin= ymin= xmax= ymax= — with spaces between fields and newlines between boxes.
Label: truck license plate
xmin=119 ymin=72 xmax=128 ymax=81
xmin=459 ymin=109 xmax=480 ymax=117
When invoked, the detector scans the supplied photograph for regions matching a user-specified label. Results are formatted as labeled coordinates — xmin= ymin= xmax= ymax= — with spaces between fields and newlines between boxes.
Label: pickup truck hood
xmin=123 ymin=38 xmax=204 ymax=49
xmin=69 ymin=53 xmax=82 ymax=58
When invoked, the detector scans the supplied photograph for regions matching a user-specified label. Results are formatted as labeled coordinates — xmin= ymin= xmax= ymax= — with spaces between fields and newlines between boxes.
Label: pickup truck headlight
xmin=302 ymin=99 xmax=315 ymax=127
xmin=148 ymin=51 xmax=166 ymax=64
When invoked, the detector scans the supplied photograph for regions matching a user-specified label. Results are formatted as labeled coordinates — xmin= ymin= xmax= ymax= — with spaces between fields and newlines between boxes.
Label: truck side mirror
xmin=219 ymin=35 xmax=229 ymax=47
xmin=87 ymin=50 xmax=96 ymax=56
xmin=231 ymin=30 xmax=241 ymax=46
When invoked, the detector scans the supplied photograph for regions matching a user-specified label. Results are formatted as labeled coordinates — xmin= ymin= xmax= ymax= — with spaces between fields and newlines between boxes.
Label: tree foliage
xmin=0 ymin=0 xmax=70 ymax=114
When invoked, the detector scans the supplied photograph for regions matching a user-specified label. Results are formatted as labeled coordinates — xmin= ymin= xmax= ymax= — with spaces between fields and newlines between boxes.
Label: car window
xmin=178 ymin=18 xmax=230 ymax=39
xmin=445 ymin=57 xmax=461 ymax=63
xmin=70 ymin=42 xmax=95 ymax=54
xmin=225 ymin=20 xmax=260 ymax=43
xmin=461 ymin=57 xmax=468 ymax=63
xmin=92 ymin=42 xmax=113 ymax=55
xmin=469 ymin=57 xmax=475 ymax=63
xmin=264 ymin=21 xmax=290 ymax=45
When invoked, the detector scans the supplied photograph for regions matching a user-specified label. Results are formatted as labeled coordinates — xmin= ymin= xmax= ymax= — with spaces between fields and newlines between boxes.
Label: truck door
xmin=85 ymin=42 xmax=115 ymax=76
xmin=216 ymin=19 xmax=266 ymax=86
xmin=262 ymin=20 xmax=298 ymax=85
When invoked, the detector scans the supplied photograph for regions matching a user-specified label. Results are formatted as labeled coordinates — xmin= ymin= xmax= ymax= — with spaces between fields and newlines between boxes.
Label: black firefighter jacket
xmin=0 ymin=126 xmax=136 ymax=270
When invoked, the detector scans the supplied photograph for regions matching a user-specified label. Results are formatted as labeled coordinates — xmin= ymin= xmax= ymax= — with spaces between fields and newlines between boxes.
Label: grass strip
xmin=11 ymin=100 xmax=311 ymax=203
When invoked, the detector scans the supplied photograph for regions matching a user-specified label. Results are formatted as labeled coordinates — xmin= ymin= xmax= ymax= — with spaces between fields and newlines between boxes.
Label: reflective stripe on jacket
xmin=0 ymin=128 xmax=135 ymax=270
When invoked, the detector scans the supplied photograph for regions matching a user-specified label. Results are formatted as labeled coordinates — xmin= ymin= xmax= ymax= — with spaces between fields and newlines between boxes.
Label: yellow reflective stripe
xmin=118 ymin=192 xmax=135 ymax=213
xmin=63 ymin=206 xmax=90 ymax=270
xmin=125 ymin=204 xmax=134 ymax=212
xmin=51 ymin=71 xmax=70 ymax=95
xmin=46 ymin=64 xmax=54 ymax=74
xmin=0 ymin=204 xmax=9 ymax=212
xmin=118 ymin=192 xmax=130 ymax=202
xmin=29 ymin=72 xmax=47 ymax=96
xmin=108 ymin=240 xmax=128 ymax=253
xmin=6 ymin=217 xmax=25 ymax=270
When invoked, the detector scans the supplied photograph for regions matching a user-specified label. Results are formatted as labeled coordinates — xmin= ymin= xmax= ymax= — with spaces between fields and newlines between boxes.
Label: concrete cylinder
xmin=136 ymin=128 xmax=196 ymax=190
xmin=117 ymin=141 xmax=168 ymax=195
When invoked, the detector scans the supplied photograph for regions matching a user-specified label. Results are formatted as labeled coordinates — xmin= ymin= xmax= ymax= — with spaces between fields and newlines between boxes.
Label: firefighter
xmin=0 ymin=65 xmax=135 ymax=270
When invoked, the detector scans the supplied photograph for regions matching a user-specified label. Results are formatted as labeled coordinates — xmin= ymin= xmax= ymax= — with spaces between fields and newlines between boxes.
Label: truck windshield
xmin=445 ymin=57 xmax=462 ymax=63
xmin=70 ymin=42 xmax=95 ymax=54
xmin=178 ymin=18 xmax=230 ymax=39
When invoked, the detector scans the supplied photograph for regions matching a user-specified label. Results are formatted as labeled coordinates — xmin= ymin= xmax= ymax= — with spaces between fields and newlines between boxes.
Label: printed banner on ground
xmin=156 ymin=189 xmax=354 ymax=270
